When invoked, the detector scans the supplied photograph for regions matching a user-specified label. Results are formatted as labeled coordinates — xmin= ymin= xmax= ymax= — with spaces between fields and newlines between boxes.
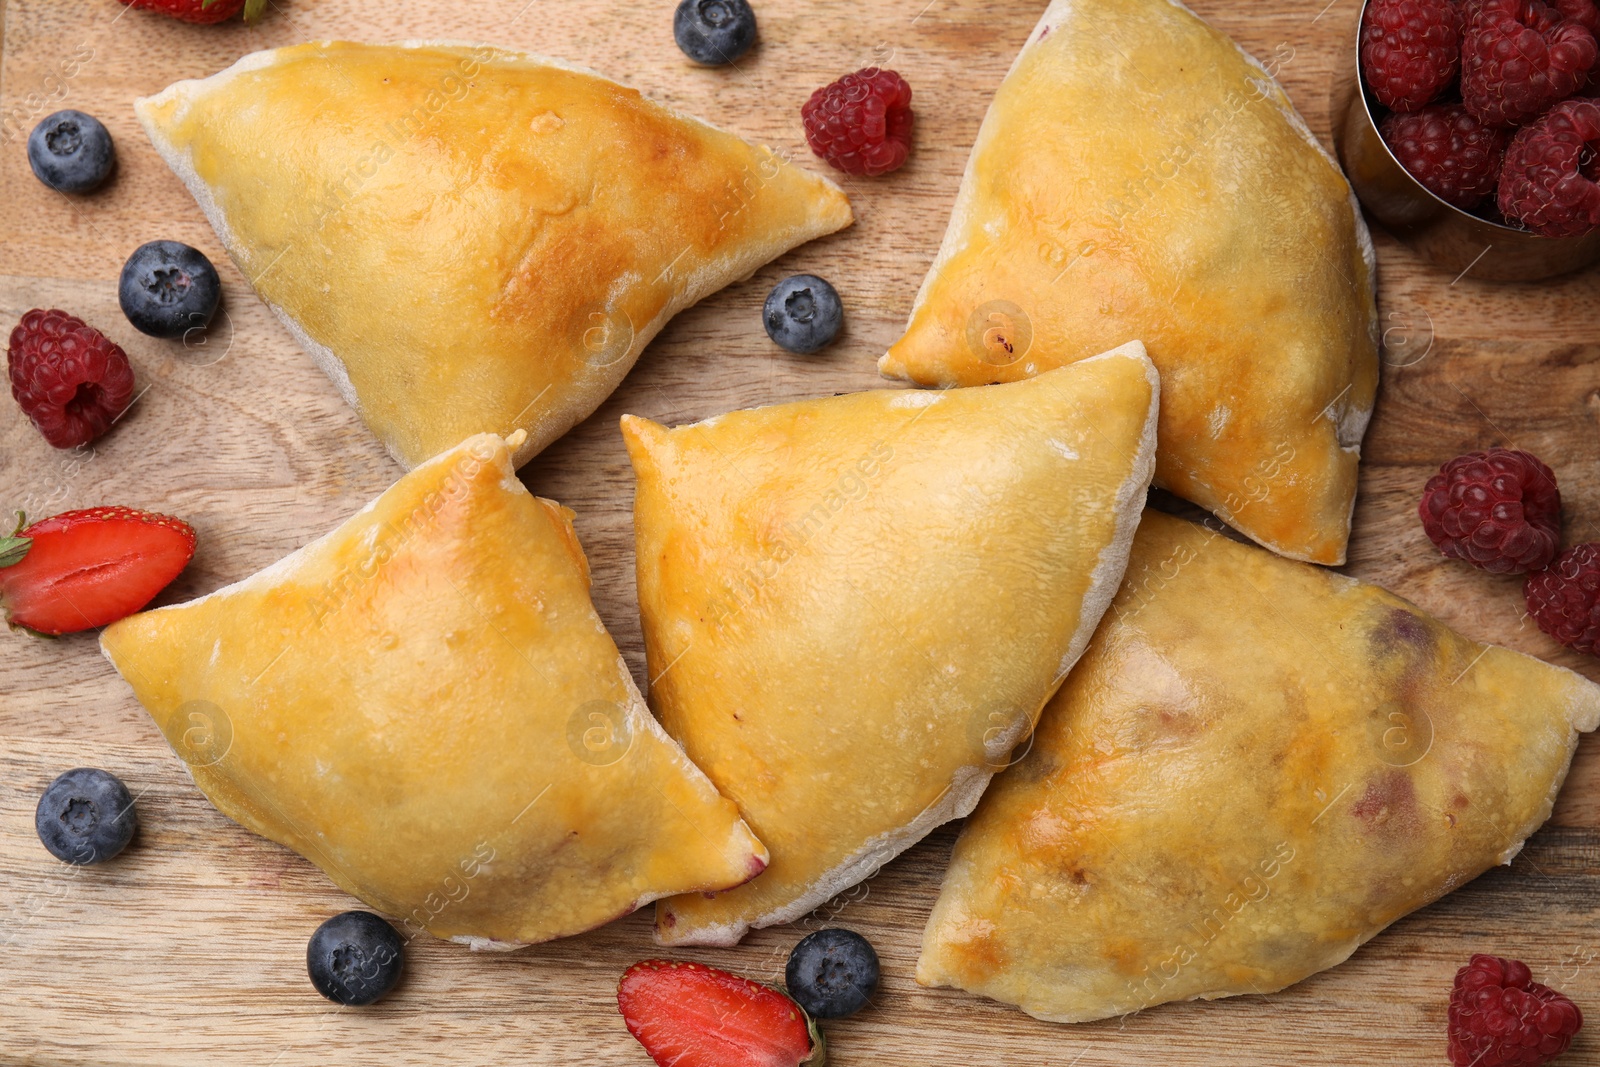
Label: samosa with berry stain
xmin=918 ymin=512 xmax=1600 ymax=1023
xmin=881 ymin=0 xmax=1378 ymax=565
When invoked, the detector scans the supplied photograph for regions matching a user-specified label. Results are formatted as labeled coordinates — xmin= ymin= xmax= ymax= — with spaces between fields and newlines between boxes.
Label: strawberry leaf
xmin=0 ymin=513 xmax=31 ymax=569
xmin=243 ymin=0 xmax=268 ymax=22
xmin=803 ymin=1013 xmax=828 ymax=1065
xmin=9 ymin=621 xmax=59 ymax=640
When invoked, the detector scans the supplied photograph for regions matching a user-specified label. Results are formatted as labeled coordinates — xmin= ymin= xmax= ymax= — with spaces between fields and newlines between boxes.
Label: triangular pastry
xmin=919 ymin=511 xmax=1600 ymax=1022
xmin=880 ymin=0 xmax=1378 ymax=565
xmin=100 ymin=432 xmax=765 ymax=948
xmin=136 ymin=41 xmax=852 ymax=470
xmin=624 ymin=343 xmax=1161 ymax=946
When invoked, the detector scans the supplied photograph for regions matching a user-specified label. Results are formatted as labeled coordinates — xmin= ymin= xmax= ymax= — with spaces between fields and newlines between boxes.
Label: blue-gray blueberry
xmin=118 ymin=241 xmax=222 ymax=339
xmin=28 ymin=111 xmax=115 ymax=194
xmin=306 ymin=911 xmax=405 ymax=1006
xmin=764 ymin=274 xmax=842 ymax=354
xmin=35 ymin=767 xmax=138 ymax=865
xmin=785 ymin=928 xmax=879 ymax=1019
xmin=674 ymin=0 xmax=758 ymax=65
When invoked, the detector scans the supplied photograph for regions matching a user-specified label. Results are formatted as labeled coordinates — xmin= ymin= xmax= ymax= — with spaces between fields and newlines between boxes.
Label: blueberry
xmin=118 ymin=240 xmax=222 ymax=339
xmin=307 ymin=911 xmax=404 ymax=1005
xmin=674 ymin=0 xmax=758 ymax=65
xmin=35 ymin=768 xmax=138 ymax=865
xmin=28 ymin=110 xmax=116 ymax=195
xmin=763 ymin=274 xmax=843 ymax=354
xmin=785 ymin=928 xmax=879 ymax=1019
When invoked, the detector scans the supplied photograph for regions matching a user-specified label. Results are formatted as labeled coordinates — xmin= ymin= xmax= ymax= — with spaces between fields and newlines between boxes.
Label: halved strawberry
xmin=0 ymin=507 xmax=196 ymax=635
xmin=618 ymin=959 xmax=825 ymax=1067
xmin=118 ymin=0 xmax=268 ymax=25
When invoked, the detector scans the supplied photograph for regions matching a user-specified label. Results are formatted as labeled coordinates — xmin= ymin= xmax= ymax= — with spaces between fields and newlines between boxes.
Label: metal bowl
xmin=1331 ymin=0 xmax=1600 ymax=282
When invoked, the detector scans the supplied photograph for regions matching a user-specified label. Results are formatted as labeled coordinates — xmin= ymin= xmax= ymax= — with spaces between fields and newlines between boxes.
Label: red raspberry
xmin=1381 ymin=104 xmax=1509 ymax=207
xmin=1526 ymin=543 xmax=1600 ymax=654
xmin=1448 ymin=954 xmax=1583 ymax=1066
xmin=801 ymin=68 xmax=914 ymax=177
xmin=7 ymin=309 xmax=136 ymax=450
xmin=1462 ymin=0 xmax=1598 ymax=128
xmin=1498 ymin=97 xmax=1600 ymax=235
xmin=1556 ymin=0 xmax=1600 ymax=32
xmin=1361 ymin=0 xmax=1463 ymax=111
xmin=1418 ymin=448 xmax=1561 ymax=573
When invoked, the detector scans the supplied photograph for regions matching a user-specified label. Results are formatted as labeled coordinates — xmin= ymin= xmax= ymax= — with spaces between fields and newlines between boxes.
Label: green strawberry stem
xmin=804 ymin=1014 xmax=827 ymax=1065
xmin=199 ymin=0 xmax=267 ymax=21
xmin=762 ymin=977 xmax=826 ymax=1065
xmin=0 ymin=512 xmax=31 ymax=569
xmin=12 ymin=623 xmax=58 ymax=640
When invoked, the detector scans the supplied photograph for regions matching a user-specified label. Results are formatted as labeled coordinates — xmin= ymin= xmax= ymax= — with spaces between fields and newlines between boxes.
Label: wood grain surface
xmin=4 ymin=1 xmax=1600 ymax=1064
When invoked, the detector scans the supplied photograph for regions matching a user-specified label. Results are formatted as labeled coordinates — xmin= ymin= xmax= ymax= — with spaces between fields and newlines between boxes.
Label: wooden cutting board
xmin=3 ymin=0 xmax=1600 ymax=1063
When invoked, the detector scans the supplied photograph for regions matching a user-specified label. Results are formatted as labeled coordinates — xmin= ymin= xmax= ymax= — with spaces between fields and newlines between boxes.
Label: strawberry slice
xmin=0 ymin=507 xmax=196 ymax=635
xmin=618 ymin=959 xmax=825 ymax=1067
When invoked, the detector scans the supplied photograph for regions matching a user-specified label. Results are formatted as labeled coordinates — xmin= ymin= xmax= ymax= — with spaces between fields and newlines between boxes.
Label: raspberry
xmin=1462 ymin=0 xmax=1598 ymax=128
xmin=801 ymin=68 xmax=914 ymax=177
xmin=1448 ymin=954 xmax=1583 ymax=1066
xmin=1418 ymin=448 xmax=1561 ymax=573
xmin=1526 ymin=543 xmax=1600 ymax=655
xmin=7 ymin=309 xmax=136 ymax=450
xmin=1381 ymin=104 xmax=1509 ymax=207
xmin=1498 ymin=97 xmax=1600 ymax=235
xmin=1361 ymin=0 xmax=1463 ymax=111
xmin=1556 ymin=0 xmax=1600 ymax=33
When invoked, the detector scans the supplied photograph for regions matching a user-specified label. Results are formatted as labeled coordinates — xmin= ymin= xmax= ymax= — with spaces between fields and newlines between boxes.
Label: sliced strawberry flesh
xmin=618 ymin=960 xmax=816 ymax=1067
xmin=0 ymin=508 xmax=195 ymax=635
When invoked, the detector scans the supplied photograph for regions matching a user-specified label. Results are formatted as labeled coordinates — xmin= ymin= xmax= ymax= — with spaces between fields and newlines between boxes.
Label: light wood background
xmin=3 ymin=0 xmax=1600 ymax=1064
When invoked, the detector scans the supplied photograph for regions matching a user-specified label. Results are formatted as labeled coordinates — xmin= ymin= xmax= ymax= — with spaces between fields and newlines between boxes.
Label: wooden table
xmin=3 ymin=0 xmax=1599 ymax=1063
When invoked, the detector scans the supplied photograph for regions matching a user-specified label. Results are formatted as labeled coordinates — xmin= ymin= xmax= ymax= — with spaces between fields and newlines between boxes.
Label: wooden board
xmin=3 ymin=0 xmax=1600 ymax=1063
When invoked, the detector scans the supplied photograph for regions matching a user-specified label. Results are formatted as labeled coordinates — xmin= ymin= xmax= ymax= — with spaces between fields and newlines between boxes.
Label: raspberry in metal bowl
xmin=1332 ymin=0 xmax=1600 ymax=280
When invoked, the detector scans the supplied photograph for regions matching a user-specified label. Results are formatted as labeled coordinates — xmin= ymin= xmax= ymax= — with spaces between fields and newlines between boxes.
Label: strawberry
xmin=0 ymin=507 xmax=196 ymax=635
xmin=618 ymin=959 xmax=825 ymax=1067
xmin=118 ymin=0 xmax=267 ymax=24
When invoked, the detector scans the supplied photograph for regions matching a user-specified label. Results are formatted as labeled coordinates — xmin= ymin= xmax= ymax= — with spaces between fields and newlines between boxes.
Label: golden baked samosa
xmin=919 ymin=511 xmax=1600 ymax=1022
xmin=881 ymin=0 xmax=1378 ymax=565
xmin=624 ymin=343 xmax=1160 ymax=946
xmin=137 ymin=41 xmax=852 ymax=470
xmin=101 ymin=433 xmax=765 ymax=948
